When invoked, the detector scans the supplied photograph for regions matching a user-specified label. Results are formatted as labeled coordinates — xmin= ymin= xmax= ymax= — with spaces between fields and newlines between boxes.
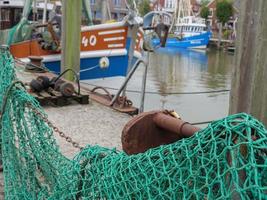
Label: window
xmin=165 ymin=0 xmax=174 ymax=9
xmin=90 ymin=0 xmax=96 ymax=5
xmin=113 ymin=0 xmax=121 ymax=6
xmin=208 ymin=8 xmax=213 ymax=17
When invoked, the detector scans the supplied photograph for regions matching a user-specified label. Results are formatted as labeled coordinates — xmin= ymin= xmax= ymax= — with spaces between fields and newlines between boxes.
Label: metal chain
xmin=26 ymin=103 xmax=84 ymax=150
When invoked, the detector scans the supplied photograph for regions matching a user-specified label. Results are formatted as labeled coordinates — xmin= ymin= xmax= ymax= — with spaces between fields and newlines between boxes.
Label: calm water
xmin=85 ymin=48 xmax=234 ymax=126
xmin=127 ymin=48 xmax=234 ymax=125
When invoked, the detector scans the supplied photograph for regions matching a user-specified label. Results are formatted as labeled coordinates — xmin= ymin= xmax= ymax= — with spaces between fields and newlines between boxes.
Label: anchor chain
xmin=27 ymin=103 xmax=84 ymax=150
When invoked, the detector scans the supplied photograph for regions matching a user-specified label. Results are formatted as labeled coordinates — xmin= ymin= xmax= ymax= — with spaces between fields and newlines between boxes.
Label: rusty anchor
xmin=122 ymin=111 xmax=201 ymax=155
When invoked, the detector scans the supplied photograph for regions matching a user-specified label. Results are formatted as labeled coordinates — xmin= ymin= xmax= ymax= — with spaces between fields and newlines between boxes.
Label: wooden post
xmin=218 ymin=22 xmax=222 ymax=49
xmin=61 ymin=0 xmax=82 ymax=81
xmin=229 ymin=0 xmax=267 ymax=126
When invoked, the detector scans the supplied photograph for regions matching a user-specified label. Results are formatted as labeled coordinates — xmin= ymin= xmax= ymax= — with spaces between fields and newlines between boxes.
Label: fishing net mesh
xmin=0 ymin=49 xmax=266 ymax=199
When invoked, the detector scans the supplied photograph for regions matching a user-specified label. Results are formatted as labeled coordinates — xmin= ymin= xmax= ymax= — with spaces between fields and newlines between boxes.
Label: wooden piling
xmin=229 ymin=0 xmax=267 ymax=126
xmin=61 ymin=0 xmax=82 ymax=81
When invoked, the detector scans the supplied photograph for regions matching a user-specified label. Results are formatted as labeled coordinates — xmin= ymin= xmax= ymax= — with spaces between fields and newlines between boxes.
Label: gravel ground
xmin=46 ymin=101 xmax=131 ymax=158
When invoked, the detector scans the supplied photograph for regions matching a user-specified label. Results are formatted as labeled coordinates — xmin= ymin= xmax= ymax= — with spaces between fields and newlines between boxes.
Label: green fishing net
xmin=0 ymin=49 xmax=266 ymax=199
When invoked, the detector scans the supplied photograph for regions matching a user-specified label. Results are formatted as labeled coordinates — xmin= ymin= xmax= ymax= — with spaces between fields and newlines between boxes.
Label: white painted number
xmin=90 ymin=35 xmax=97 ymax=46
xmin=82 ymin=36 xmax=89 ymax=47
xmin=82 ymin=35 xmax=97 ymax=47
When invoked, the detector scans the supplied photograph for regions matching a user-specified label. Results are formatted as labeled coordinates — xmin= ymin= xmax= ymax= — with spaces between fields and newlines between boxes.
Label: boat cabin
xmin=174 ymin=16 xmax=208 ymax=36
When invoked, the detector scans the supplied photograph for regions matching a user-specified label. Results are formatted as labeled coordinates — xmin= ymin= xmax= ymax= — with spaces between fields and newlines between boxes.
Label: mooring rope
xmin=81 ymin=81 xmax=230 ymax=95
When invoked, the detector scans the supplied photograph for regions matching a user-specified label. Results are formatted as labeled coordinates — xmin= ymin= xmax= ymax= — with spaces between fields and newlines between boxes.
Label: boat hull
xmin=153 ymin=31 xmax=212 ymax=49
xmin=42 ymin=51 xmax=129 ymax=80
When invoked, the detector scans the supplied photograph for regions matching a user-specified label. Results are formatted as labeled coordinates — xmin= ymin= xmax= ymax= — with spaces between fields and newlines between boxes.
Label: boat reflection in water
xmin=155 ymin=47 xmax=208 ymax=65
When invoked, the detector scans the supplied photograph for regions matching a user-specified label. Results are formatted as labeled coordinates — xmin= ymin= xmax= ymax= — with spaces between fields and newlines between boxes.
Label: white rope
xmin=79 ymin=64 xmax=99 ymax=73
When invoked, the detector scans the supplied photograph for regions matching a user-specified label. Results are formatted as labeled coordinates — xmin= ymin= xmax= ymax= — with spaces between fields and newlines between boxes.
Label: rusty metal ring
xmin=179 ymin=122 xmax=190 ymax=137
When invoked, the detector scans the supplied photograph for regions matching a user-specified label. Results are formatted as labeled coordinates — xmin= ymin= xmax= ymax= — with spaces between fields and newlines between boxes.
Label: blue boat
xmin=39 ymin=21 xmax=143 ymax=80
xmin=144 ymin=0 xmax=212 ymax=49
xmin=153 ymin=31 xmax=212 ymax=49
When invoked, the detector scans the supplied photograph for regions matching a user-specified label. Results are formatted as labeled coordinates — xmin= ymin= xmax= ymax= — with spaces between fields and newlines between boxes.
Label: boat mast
xmin=177 ymin=0 xmax=181 ymax=23
xmin=82 ymin=0 xmax=93 ymax=25
xmin=178 ymin=0 xmax=192 ymax=20
xmin=33 ymin=0 xmax=37 ymax=21
xmin=101 ymin=0 xmax=111 ymax=23
xmin=169 ymin=0 xmax=179 ymax=32
xmin=22 ymin=0 xmax=33 ymax=20
xmin=42 ymin=0 xmax=48 ymax=24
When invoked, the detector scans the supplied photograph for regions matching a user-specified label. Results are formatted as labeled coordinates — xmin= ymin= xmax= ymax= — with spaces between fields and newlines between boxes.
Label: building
xmin=157 ymin=0 xmax=201 ymax=15
xmin=90 ymin=0 xmax=127 ymax=23
xmin=150 ymin=0 xmax=165 ymax=11
xmin=205 ymin=0 xmax=239 ymax=32
xmin=163 ymin=0 xmax=176 ymax=13
xmin=0 ymin=0 xmax=54 ymax=29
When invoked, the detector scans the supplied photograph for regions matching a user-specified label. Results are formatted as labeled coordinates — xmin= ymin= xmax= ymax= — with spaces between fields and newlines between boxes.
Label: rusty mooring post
xmin=122 ymin=111 xmax=200 ymax=155
xmin=153 ymin=113 xmax=200 ymax=137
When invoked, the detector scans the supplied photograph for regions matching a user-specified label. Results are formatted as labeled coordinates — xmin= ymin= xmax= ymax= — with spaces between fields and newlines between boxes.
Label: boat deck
xmin=0 ymin=63 xmax=133 ymax=198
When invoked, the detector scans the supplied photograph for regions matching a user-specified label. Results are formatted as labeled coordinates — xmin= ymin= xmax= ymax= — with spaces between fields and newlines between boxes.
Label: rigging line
xmin=191 ymin=121 xmax=213 ymax=126
xmin=81 ymin=82 xmax=230 ymax=95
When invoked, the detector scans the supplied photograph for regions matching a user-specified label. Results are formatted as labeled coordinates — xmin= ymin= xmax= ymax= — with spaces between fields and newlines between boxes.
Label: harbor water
xmin=83 ymin=48 xmax=234 ymax=126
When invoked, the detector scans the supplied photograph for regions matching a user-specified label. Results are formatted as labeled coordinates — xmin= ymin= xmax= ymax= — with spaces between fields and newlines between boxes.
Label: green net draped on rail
xmin=0 ymin=19 xmax=33 ymax=46
xmin=0 ymin=49 xmax=266 ymax=199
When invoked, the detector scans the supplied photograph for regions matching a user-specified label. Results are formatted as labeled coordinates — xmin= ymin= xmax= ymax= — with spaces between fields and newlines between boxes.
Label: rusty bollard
xmin=28 ymin=56 xmax=43 ymax=67
xmin=122 ymin=111 xmax=201 ymax=155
